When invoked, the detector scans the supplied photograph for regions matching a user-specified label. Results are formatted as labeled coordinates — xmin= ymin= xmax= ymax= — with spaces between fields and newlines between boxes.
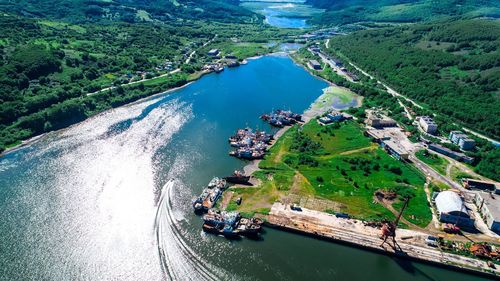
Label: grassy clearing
xmin=39 ymin=20 xmax=86 ymax=33
xmin=439 ymin=66 xmax=471 ymax=80
xmin=136 ymin=10 xmax=153 ymax=22
xmin=429 ymin=180 xmax=450 ymax=192
xmin=230 ymin=120 xmax=431 ymax=227
xmin=415 ymin=149 xmax=449 ymax=175
xmin=324 ymin=86 xmax=356 ymax=103
xmin=207 ymin=42 xmax=272 ymax=60
xmin=310 ymin=85 xmax=361 ymax=111
xmin=415 ymin=40 xmax=454 ymax=51
xmin=450 ymin=166 xmax=477 ymax=183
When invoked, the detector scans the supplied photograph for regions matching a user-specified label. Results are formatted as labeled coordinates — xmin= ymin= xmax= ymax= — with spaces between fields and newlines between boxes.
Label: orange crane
xmin=380 ymin=197 xmax=410 ymax=250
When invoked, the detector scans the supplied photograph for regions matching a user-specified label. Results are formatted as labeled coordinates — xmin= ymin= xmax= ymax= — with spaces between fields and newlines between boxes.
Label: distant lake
xmin=241 ymin=0 xmax=324 ymax=28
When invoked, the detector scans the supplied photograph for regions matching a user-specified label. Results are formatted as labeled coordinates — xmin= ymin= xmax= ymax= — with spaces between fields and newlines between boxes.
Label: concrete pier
xmin=267 ymin=202 xmax=499 ymax=278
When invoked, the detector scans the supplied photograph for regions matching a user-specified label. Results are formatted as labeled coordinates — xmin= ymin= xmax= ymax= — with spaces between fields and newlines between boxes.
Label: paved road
xmin=86 ymin=68 xmax=181 ymax=96
xmin=409 ymin=154 xmax=463 ymax=190
xmin=186 ymin=34 xmax=218 ymax=64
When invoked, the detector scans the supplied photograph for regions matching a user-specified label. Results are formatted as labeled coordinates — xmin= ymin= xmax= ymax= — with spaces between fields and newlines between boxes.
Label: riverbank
xmin=0 ymin=80 xmax=195 ymax=157
xmin=241 ymin=80 xmax=348 ymax=180
xmin=239 ymin=52 xmax=361 ymax=178
xmin=0 ymin=51 xmax=294 ymax=158
xmin=267 ymin=202 xmax=499 ymax=278
xmin=0 ymin=52 xmax=270 ymax=158
xmin=2 ymin=52 xmax=493 ymax=281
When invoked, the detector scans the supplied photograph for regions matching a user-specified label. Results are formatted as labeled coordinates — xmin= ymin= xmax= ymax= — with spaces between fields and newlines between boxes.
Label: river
xmin=0 ymin=55 xmax=490 ymax=281
xmin=240 ymin=1 xmax=323 ymax=28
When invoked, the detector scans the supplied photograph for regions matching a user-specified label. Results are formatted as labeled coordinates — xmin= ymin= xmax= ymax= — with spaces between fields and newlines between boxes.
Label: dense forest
xmin=0 ymin=1 xmax=296 ymax=152
xmin=328 ymin=19 xmax=500 ymax=138
xmin=306 ymin=0 xmax=500 ymax=26
xmin=0 ymin=0 xmax=259 ymax=23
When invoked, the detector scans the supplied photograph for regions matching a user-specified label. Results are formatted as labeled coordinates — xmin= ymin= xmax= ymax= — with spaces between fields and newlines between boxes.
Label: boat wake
xmin=155 ymin=180 xmax=229 ymax=281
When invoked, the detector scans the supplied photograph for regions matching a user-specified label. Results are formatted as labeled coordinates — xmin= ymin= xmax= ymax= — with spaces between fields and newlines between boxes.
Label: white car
xmin=425 ymin=236 xmax=439 ymax=247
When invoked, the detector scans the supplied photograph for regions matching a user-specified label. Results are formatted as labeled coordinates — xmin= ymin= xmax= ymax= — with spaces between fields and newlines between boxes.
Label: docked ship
xmin=202 ymin=210 xmax=263 ymax=238
xmin=207 ymin=177 xmax=227 ymax=189
xmin=223 ymin=170 xmax=250 ymax=185
xmin=228 ymin=127 xmax=273 ymax=160
xmin=229 ymin=148 xmax=264 ymax=160
xmin=228 ymin=128 xmax=273 ymax=145
xmin=192 ymin=177 xmax=227 ymax=214
xmin=260 ymin=109 xmax=302 ymax=127
xmin=214 ymin=66 xmax=224 ymax=73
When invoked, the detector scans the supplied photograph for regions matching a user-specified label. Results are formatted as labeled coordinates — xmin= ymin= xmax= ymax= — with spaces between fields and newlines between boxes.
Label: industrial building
xmin=309 ymin=45 xmax=321 ymax=54
xmin=341 ymin=68 xmax=359 ymax=81
xmin=449 ymin=131 xmax=476 ymax=150
xmin=474 ymin=193 xmax=500 ymax=233
xmin=332 ymin=58 xmax=343 ymax=67
xmin=207 ymin=49 xmax=220 ymax=57
xmin=365 ymin=129 xmax=391 ymax=142
xmin=434 ymin=191 xmax=475 ymax=228
xmin=308 ymin=60 xmax=322 ymax=70
xmin=428 ymin=143 xmax=474 ymax=164
xmin=381 ymin=140 xmax=409 ymax=160
xmin=419 ymin=116 xmax=438 ymax=134
xmin=462 ymin=178 xmax=498 ymax=192
xmin=367 ymin=117 xmax=397 ymax=128
xmin=318 ymin=110 xmax=351 ymax=125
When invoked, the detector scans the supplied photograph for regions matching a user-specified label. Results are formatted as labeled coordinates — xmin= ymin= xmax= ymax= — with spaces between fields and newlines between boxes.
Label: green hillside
xmin=0 ymin=1 xmax=290 ymax=152
xmin=0 ymin=0 xmax=260 ymax=23
xmin=327 ymin=19 xmax=500 ymax=139
xmin=306 ymin=0 xmax=500 ymax=26
xmin=326 ymin=18 xmax=499 ymax=181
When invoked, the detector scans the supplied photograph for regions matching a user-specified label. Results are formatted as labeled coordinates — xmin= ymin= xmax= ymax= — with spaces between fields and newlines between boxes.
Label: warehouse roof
xmin=435 ymin=191 xmax=470 ymax=218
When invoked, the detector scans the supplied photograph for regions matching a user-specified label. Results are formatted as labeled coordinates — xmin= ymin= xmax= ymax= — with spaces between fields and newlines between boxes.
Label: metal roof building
xmin=435 ymin=191 xmax=475 ymax=227
xmin=475 ymin=193 xmax=500 ymax=233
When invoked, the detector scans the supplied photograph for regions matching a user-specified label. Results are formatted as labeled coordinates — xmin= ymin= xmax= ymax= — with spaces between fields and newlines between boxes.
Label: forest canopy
xmin=328 ymin=19 xmax=500 ymax=139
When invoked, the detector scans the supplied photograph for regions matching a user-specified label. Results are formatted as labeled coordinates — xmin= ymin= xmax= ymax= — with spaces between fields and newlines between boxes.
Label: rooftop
xmin=477 ymin=193 xmax=500 ymax=219
xmin=383 ymin=139 xmax=408 ymax=156
xmin=366 ymin=129 xmax=391 ymax=140
xmin=435 ymin=190 xmax=469 ymax=218
xmin=420 ymin=116 xmax=436 ymax=125
xmin=309 ymin=60 xmax=321 ymax=66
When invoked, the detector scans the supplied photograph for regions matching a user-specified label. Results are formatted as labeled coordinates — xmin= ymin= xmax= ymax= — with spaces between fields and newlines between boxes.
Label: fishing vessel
xmin=260 ymin=109 xmax=302 ymax=127
xmin=202 ymin=210 xmax=262 ymax=237
xmin=192 ymin=177 xmax=226 ymax=214
xmin=223 ymin=170 xmax=250 ymax=185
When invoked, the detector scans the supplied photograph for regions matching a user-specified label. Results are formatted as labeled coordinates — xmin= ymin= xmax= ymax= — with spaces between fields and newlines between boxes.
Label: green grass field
xmin=229 ymin=120 xmax=432 ymax=227
xmin=415 ymin=149 xmax=449 ymax=175
xmin=450 ymin=166 xmax=477 ymax=183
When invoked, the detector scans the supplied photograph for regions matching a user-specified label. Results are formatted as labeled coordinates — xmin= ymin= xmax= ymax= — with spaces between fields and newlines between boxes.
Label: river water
xmin=241 ymin=1 xmax=323 ymax=28
xmin=0 ymin=55 xmax=490 ymax=280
